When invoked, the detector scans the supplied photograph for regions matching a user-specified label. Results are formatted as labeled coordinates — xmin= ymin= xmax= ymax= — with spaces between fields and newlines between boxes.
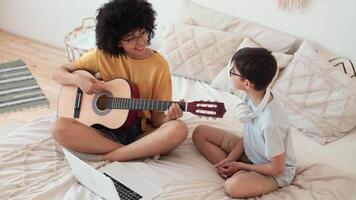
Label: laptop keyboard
xmin=103 ymin=172 xmax=143 ymax=200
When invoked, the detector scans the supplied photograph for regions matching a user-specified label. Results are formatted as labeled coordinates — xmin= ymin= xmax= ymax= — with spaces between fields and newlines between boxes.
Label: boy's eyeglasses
xmin=122 ymin=31 xmax=148 ymax=45
xmin=229 ymin=67 xmax=242 ymax=77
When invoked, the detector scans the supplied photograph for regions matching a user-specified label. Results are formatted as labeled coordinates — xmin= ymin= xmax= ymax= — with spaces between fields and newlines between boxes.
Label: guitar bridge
xmin=73 ymin=88 xmax=83 ymax=118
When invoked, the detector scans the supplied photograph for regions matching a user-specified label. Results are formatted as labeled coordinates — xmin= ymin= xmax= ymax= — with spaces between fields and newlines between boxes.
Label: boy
xmin=52 ymin=0 xmax=188 ymax=161
xmin=192 ymin=48 xmax=296 ymax=198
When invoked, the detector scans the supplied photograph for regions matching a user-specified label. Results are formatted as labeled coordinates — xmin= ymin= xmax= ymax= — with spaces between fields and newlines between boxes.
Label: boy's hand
xmin=165 ymin=101 xmax=183 ymax=120
xmin=215 ymin=157 xmax=236 ymax=168
xmin=76 ymin=74 xmax=105 ymax=95
xmin=217 ymin=161 xmax=243 ymax=179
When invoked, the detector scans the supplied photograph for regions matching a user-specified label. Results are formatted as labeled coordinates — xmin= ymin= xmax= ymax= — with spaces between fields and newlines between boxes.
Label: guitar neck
xmin=105 ymin=97 xmax=186 ymax=111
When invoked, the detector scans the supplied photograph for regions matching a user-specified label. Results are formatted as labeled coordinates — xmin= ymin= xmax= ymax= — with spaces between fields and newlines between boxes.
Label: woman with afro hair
xmin=52 ymin=0 xmax=188 ymax=161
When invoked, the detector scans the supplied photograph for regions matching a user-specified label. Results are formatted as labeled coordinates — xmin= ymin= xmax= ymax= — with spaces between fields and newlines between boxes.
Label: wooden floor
xmin=0 ymin=29 xmax=68 ymax=124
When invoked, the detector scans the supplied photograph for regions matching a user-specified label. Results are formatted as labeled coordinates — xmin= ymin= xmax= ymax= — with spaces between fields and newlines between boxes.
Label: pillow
xmin=180 ymin=17 xmax=197 ymax=25
xmin=160 ymin=23 xmax=243 ymax=83
xmin=177 ymin=0 xmax=297 ymax=53
xmin=319 ymin=50 xmax=356 ymax=80
xmin=211 ymin=38 xmax=293 ymax=99
xmin=273 ymin=41 xmax=356 ymax=144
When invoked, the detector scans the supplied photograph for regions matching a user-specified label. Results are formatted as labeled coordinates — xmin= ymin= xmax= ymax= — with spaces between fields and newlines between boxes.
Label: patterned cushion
xmin=319 ymin=50 xmax=356 ymax=80
xmin=177 ymin=0 xmax=297 ymax=53
xmin=273 ymin=42 xmax=356 ymax=144
xmin=329 ymin=57 xmax=356 ymax=79
xmin=160 ymin=23 xmax=243 ymax=83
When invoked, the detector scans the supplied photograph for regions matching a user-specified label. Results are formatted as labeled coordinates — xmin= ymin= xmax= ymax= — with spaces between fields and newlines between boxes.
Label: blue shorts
xmin=92 ymin=118 xmax=143 ymax=145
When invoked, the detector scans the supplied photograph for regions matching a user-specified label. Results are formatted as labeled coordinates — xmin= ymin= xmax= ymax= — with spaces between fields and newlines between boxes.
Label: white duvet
xmin=1 ymin=75 xmax=356 ymax=200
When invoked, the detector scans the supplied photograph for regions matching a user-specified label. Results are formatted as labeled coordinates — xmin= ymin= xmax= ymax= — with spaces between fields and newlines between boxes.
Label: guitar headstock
xmin=186 ymin=101 xmax=226 ymax=118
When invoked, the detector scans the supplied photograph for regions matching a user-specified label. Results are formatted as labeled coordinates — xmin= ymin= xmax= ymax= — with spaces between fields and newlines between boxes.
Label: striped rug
xmin=0 ymin=60 xmax=49 ymax=114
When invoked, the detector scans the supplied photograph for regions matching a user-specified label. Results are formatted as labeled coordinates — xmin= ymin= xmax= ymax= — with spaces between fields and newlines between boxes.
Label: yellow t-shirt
xmin=75 ymin=48 xmax=172 ymax=131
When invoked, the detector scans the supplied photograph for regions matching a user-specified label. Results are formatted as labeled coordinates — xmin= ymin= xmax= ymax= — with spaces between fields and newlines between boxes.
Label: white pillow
xmin=160 ymin=23 xmax=243 ymax=83
xmin=273 ymin=41 xmax=356 ymax=144
xmin=211 ymin=38 xmax=293 ymax=99
xmin=319 ymin=50 xmax=356 ymax=80
xmin=177 ymin=0 xmax=297 ymax=53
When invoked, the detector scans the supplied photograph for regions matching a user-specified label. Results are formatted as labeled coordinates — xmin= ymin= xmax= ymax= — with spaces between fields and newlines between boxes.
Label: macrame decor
xmin=277 ymin=0 xmax=308 ymax=10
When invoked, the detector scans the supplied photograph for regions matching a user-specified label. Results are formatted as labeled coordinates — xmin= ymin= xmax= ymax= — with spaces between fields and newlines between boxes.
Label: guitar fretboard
xmin=105 ymin=98 xmax=186 ymax=111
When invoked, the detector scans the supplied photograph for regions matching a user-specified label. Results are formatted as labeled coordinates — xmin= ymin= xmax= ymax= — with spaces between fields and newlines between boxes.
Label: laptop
xmin=63 ymin=148 xmax=163 ymax=200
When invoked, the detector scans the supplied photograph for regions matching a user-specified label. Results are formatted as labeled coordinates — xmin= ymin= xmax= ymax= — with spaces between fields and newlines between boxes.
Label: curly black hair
xmin=231 ymin=47 xmax=277 ymax=91
xmin=95 ymin=0 xmax=156 ymax=57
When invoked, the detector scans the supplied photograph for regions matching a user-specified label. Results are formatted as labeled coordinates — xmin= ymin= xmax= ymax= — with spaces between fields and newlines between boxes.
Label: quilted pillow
xmin=329 ymin=57 xmax=356 ymax=79
xmin=319 ymin=50 xmax=356 ymax=80
xmin=160 ymin=23 xmax=243 ymax=83
xmin=273 ymin=42 xmax=356 ymax=144
xmin=177 ymin=0 xmax=297 ymax=53
xmin=211 ymin=38 xmax=293 ymax=99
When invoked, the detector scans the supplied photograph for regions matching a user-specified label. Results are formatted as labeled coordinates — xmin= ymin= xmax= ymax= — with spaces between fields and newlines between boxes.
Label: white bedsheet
xmin=1 ymin=75 xmax=355 ymax=200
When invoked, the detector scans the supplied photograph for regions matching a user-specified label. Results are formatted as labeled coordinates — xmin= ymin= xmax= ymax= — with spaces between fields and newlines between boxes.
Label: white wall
xmin=0 ymin=0 xmax=107 ymax=47
xmin=1 ymin=0 xmax=355 ymax=59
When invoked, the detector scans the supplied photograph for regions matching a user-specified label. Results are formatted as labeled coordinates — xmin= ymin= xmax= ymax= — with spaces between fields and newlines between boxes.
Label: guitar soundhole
xmin=92 ymin=91 xmax=112 ymax=116
xmin=96 ymin=95 xmax=109 ymax=111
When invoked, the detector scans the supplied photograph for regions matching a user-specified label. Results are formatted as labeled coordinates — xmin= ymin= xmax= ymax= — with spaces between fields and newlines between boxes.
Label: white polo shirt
xmin=243 ymin=95 xmax=297 ymax=187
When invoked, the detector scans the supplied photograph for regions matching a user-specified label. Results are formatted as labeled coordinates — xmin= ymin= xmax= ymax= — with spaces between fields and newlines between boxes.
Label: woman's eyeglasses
xmin=122 ymin=30 xmax=148 ymax=45
xmin=229 ymin=67 xmax=242 ymax=77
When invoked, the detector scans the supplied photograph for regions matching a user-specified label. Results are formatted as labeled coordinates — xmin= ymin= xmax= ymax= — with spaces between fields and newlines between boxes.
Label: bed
xmin=1 ymin=0 xmax=356 ymax=199
xmin=1 ymin=75 xmax=356 ymax=200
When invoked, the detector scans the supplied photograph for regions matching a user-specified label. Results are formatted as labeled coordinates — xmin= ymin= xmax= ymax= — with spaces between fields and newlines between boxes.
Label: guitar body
xmin=57 ymin=70 xmax=139 ymax=130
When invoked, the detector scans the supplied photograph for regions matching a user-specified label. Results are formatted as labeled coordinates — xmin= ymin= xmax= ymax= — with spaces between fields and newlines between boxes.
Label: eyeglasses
xmin=229 ymin=67 xmax=242 ymax=77
xmin=121 ymin=30 xmax=148 ymax=45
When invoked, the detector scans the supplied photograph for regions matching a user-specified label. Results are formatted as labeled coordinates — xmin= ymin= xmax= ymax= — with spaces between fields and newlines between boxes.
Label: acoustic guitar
xmin=57 ymin=70 xmax=226 ymax=130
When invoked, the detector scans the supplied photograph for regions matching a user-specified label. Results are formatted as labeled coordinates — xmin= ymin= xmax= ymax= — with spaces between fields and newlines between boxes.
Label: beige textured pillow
xmin=160 ymin=23 xmax=243 ymax=83
xmin=319 ymin=50 xmax=356 ymax=80
xmin=177 ymin=0 xmax=297 ymax=53
xmin=273 ymin=42 xmax=356 ymax=144
xmin=211 ymin=38 xmax=293 ymax=99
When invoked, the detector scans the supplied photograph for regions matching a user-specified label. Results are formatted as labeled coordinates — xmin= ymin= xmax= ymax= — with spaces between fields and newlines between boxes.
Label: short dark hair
xmin=231 ymin=47 xmax=277 ymax=91
xmin=95 ymin=0 xmax=156 ymax=57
